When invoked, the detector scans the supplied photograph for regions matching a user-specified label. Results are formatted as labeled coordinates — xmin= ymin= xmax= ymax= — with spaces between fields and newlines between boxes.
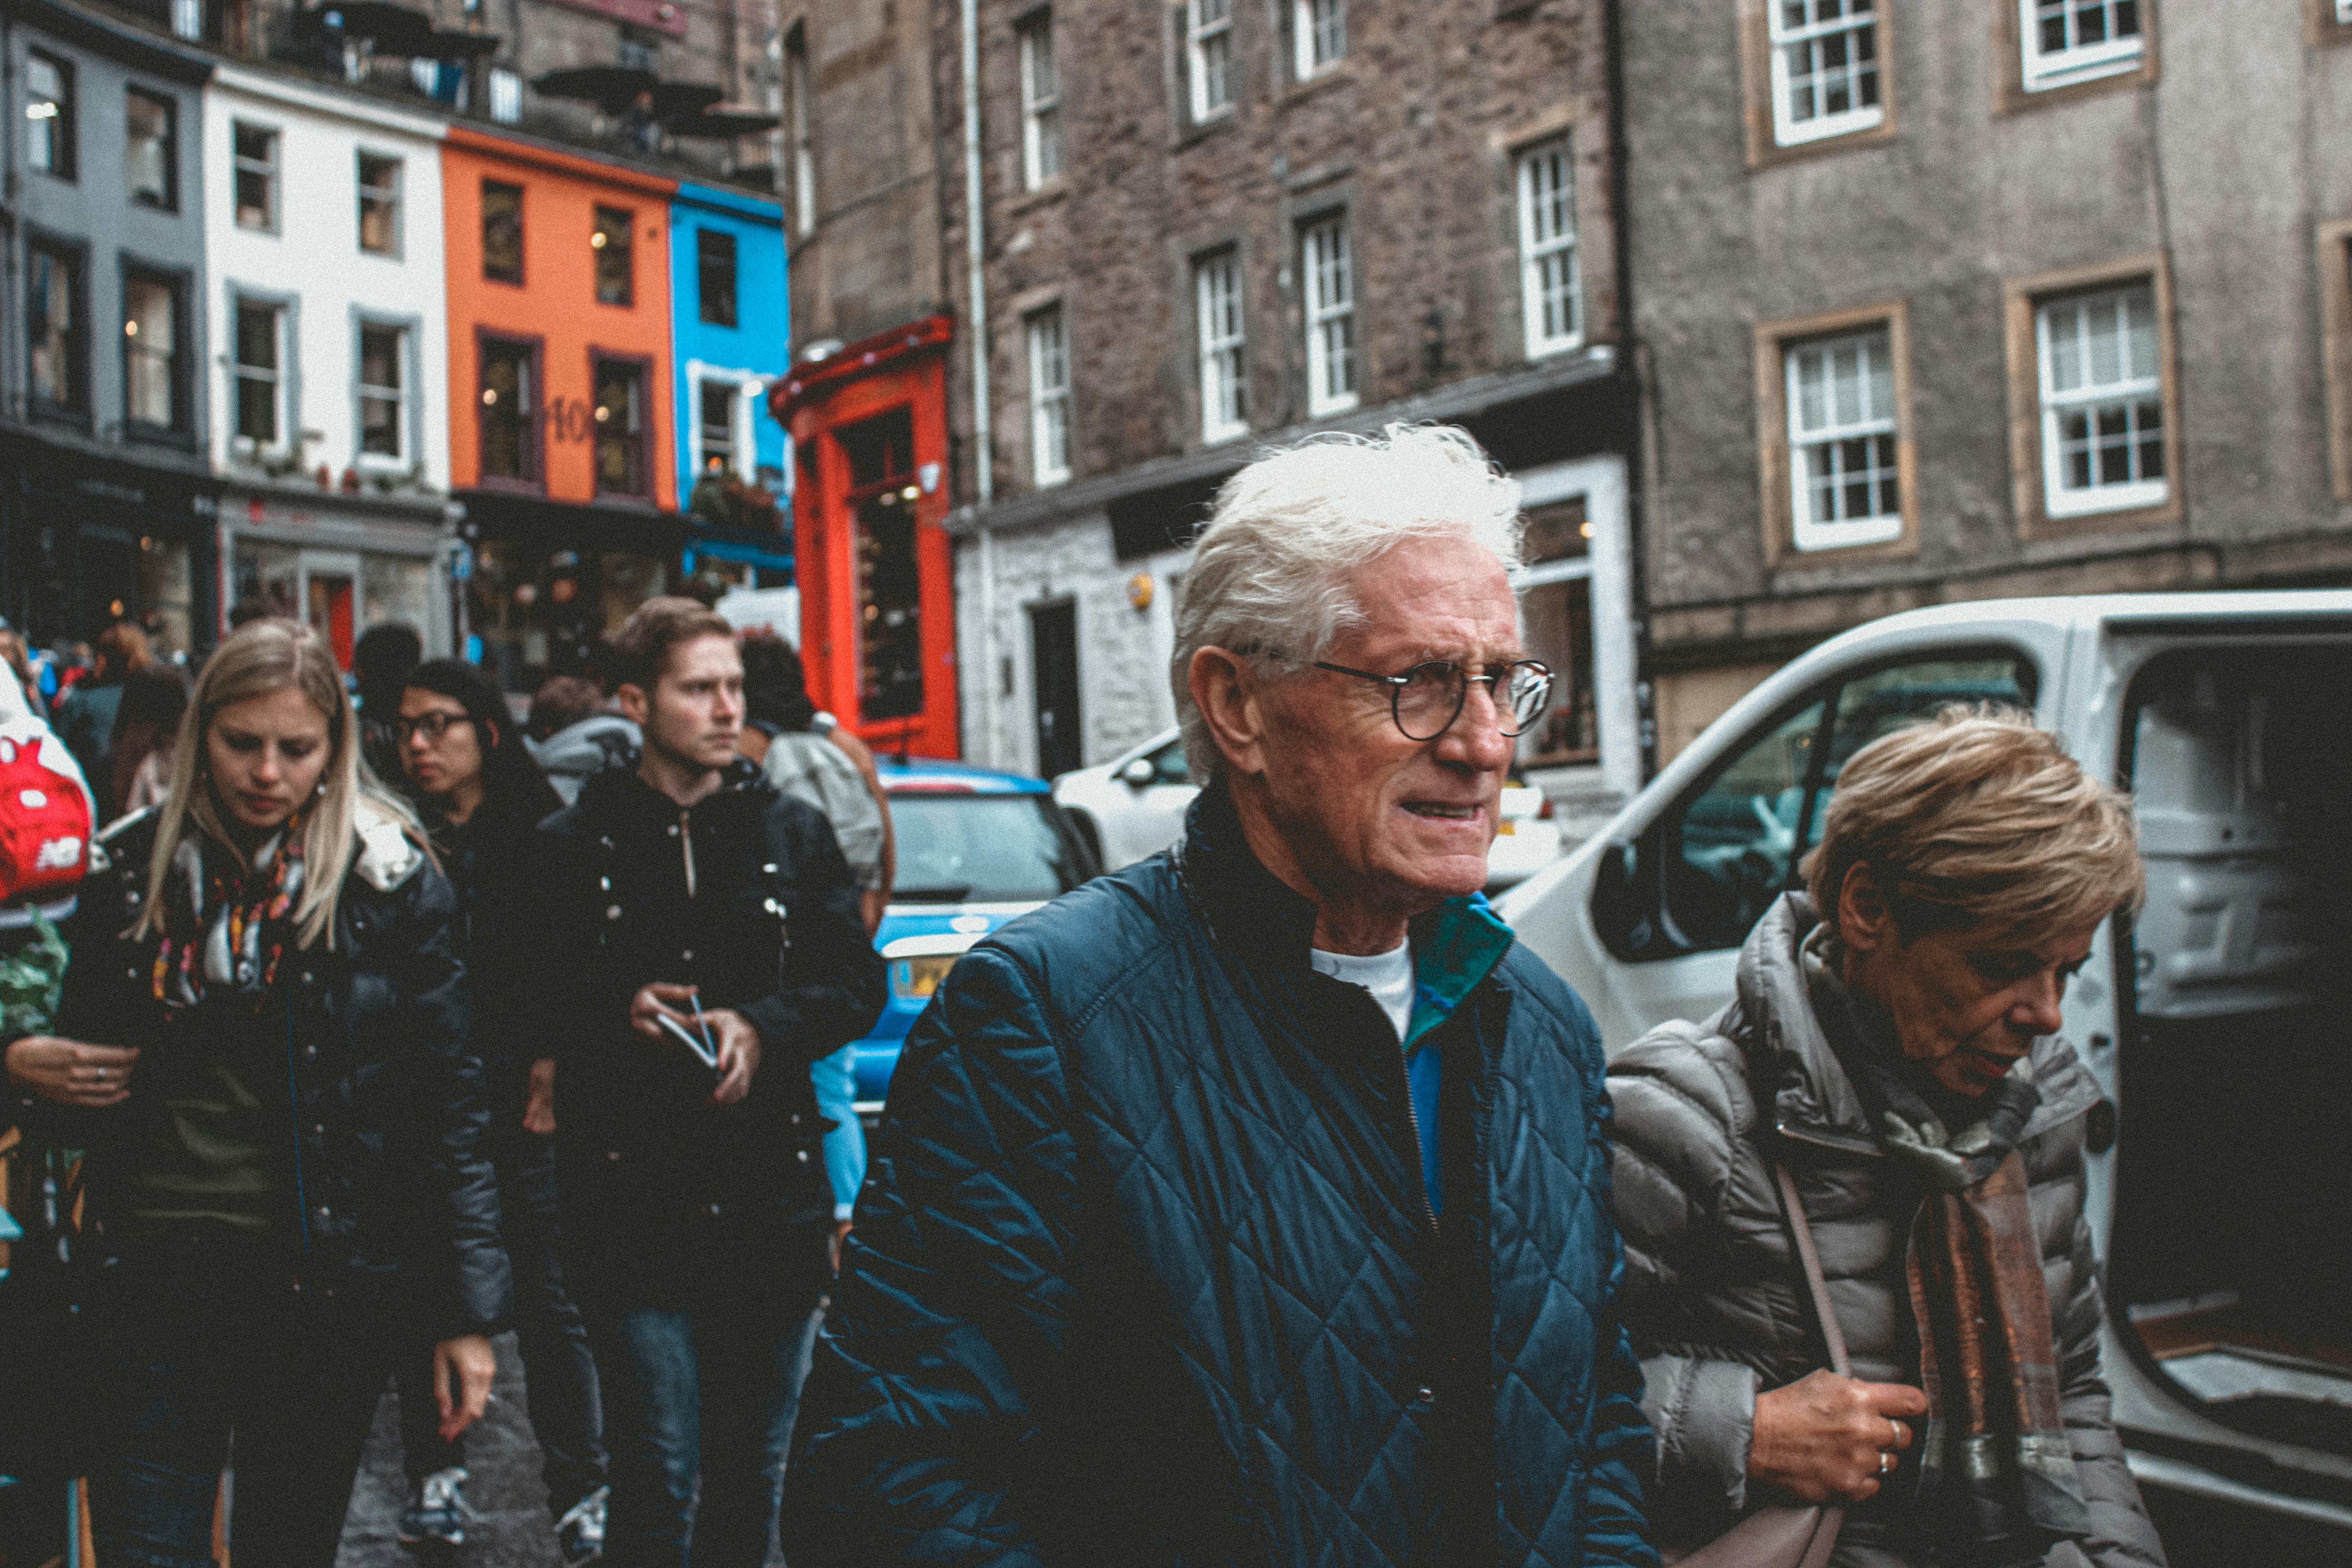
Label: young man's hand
xmin=628 ymin=981 xmax=701 ymax=1041
xmin=523 ymin=1056 xmax=557 ymax=1134
xmin=704 ymin=1009 xmax=761 ymax=1104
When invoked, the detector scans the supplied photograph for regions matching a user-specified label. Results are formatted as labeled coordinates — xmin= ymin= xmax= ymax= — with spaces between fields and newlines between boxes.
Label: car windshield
xmin=890 ymin=793 xmax=1088 ymax=903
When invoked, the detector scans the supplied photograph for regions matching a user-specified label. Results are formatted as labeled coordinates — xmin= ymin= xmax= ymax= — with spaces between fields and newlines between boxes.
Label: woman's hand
xmin=523 ymin=1056 xmax=557 ymax=1135
xmin=4 ymin=1037 xmax=139 ymax=1108
xmin=432 ymin=1333 xmax=498 ymax=1442
xmin=1749 ymin=1369 xmax=1928 ymax=1503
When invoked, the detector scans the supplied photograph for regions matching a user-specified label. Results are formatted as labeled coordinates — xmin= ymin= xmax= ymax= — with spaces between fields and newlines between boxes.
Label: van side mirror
xmin=1120 ymin=758 xmax=1157 ymax=788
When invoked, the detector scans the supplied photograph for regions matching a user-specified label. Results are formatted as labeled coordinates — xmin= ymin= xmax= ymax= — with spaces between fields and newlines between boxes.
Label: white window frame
xmin=1524 ymin=138 xmax=1580 ymax=362
xmin=2036 ymin=283 xmax=2167 ymax=518
xmin=1301 ymin=216 xmax=1357 ymax=416
xmin=1196 ymin=251 xmax=1248 ymax=443
xmin=1294 ymin=0 xmax=1345 ymax=79
xmin=232 ymin=120 xmax=278 ymax=232
xmin=1188 ymin=0 xmax=1235 ymax=122
xmin=357 ymin=319 xmax=408 ymax=465
xmin=357 ymin=151 xmax=402 ymax=256
xmin=685 ymin=363 xmax=764 ymax=478
xmin=1784 ymin=328 xmax=1902 ymax=551
xmin=1769 ymin=0 xmax=1883 ymax=145
xmin=2020 ymin=0 xmax=2144 ymax=93
xmin=697 ymin=378 xmax=739 ymax=474
xmin=488 ymin=67 xmax=522 ymax=123
xmin=1026 ymin=305 xmax=1071 ymax=486
xmin=172 ymin=0 xmax=202 ymax=40
xmin=1517 ymin=138 xmax=1582 ymax=359
xmin=1019 ymin=15 xmax=1061 ymax=191
xmin=231 ymin=297 xmax=284 ymax=455
xmin=787 ymin=29 xmax=816 ymax=236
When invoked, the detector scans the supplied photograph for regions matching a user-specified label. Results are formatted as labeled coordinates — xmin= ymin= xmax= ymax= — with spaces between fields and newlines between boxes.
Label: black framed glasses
xmin=393 ymin=710 xmax=474 ymax=744
xmin=1312 ymin=659 xmax=1554 ymax=742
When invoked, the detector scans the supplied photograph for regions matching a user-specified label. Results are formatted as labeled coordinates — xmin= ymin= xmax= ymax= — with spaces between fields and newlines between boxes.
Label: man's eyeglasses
xmin=1312 ymin=659 xmax=1553 ymax=742
xmin=393 ymin=711 xmax=474 ymax=744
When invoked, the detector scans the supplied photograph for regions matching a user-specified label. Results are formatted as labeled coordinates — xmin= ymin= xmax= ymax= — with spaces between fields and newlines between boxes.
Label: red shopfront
xmin=770 ymin=317 xmax=958 ymax=758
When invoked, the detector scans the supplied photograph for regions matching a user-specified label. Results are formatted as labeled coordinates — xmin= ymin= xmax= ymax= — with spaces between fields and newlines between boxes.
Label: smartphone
xmin=656 ymin=1010 xmax=720 ymax=1070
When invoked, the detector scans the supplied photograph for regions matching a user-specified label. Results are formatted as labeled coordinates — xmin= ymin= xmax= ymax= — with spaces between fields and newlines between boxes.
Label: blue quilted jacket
xmin=789 ymin=784 xmax=1657 ymax=1568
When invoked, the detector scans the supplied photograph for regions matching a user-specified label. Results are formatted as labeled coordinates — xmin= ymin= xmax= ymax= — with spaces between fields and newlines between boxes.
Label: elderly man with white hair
xmin=789 ymin=424 xmax=1658 ymax=1568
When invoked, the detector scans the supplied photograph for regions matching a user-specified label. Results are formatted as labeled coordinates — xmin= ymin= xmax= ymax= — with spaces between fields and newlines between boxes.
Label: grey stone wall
xmin=938 ymin=0 xmax=1617 ymax=506
xmin=1628 ymin=0 xmax=2352 ymax=702
xmin=784 ymin=0 xmax=946 ymax=349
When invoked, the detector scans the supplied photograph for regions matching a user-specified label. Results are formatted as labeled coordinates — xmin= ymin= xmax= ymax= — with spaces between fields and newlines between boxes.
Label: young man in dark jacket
xmin=790 ymin=426 xmax=1656 ymax=1568
xmin=533 ymin=598 xmax=885 ymax=1568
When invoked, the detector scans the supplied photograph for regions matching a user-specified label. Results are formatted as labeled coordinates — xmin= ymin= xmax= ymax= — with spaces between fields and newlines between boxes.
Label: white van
xmin=1498 ymin=590 xmax=2352 ymax=1536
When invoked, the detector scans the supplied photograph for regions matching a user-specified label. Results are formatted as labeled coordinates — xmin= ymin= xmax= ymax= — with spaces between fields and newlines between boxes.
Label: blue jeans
xmin=589 ymin=1279 xmax=823 ymax=1567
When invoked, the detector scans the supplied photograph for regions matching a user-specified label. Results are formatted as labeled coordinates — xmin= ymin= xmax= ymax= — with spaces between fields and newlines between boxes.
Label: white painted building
xmin=200 ymin=64 xmax=456 ymax=657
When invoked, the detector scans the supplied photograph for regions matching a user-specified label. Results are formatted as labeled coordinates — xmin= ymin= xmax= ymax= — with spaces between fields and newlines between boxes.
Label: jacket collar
xmin=575 ymin=755 xmax=770 ymax=832
xmin=1736 ymin=893 xmax=2099 ymax=1156
xmin=1174 ymin=777 xmax=1515 ymax=1028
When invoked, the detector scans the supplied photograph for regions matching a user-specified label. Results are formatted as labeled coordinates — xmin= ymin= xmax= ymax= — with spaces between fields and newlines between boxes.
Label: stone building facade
xmin=936 ymin=0 xmax=1642 ymax=800
xmin=1626 ymin=0 xmax=2352 ymax=759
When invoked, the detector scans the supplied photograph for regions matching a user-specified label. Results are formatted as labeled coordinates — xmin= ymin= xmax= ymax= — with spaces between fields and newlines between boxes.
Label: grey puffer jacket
xmin=1606 ymin=895 xmax=2164 ymax=1568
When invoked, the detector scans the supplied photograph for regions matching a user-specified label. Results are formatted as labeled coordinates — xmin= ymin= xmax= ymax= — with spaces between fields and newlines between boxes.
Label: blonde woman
xmin=1608 ymin=709 xmax=2164 ymax=1567
xmin=2 ymin=618 xmax=510 ymax=1568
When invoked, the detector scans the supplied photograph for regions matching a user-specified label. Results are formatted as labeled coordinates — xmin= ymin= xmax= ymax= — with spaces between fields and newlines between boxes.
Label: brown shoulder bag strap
xmin=1773 ymin=1161 xmax=1851 ymax=1379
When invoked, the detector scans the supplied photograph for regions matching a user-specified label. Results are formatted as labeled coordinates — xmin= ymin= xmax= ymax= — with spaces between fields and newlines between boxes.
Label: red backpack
xmin=0 ymin=716 xmax=92 ymax=906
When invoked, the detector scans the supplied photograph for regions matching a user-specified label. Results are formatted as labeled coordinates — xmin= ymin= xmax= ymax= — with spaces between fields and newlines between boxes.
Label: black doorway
xmin=1030 ymin=600 xmax=1081 ymax=779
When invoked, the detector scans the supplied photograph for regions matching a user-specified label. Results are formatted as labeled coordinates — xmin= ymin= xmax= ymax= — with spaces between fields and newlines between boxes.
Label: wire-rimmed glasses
xmin=1311 ymin=658 xmax=1554 ymax=742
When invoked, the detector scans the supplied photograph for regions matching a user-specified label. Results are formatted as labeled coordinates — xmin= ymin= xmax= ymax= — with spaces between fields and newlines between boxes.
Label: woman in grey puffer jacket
xmin=1608 ymin=710 xmax=2166 ymax=1568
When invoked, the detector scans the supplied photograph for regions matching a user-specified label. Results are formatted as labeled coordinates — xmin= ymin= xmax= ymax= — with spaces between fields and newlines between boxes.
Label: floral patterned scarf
xmin=152 ymin=812 xmax=309 ymax=1010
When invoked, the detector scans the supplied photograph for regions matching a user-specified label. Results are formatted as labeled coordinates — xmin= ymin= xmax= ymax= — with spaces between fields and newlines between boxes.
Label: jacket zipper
xmin=1387 ymin=1029 xmax=1441 ymax=1240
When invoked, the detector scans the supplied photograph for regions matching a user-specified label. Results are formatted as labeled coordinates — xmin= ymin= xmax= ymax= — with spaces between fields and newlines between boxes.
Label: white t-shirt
xmin=1310 ymin=941 xmax=1416 ymax=1043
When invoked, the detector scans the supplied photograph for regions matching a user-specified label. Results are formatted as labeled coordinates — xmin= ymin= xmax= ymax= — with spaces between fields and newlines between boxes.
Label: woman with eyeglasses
xmin=393 ymin=658 xmax=612 ymax=1563
xmin=9 ymin=618 xmax=506 ymax=1568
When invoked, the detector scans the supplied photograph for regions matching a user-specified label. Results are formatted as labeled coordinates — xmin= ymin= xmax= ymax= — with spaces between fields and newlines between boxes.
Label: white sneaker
xmin=398 ymin=1465 xmax=475 ymax=1548
xmin=557 ymin=1484 xmax=608 ymax=1566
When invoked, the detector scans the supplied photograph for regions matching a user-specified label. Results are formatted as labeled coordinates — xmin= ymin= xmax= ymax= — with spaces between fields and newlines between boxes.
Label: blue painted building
xmin=669 ymin=181 xmax=793 ymax=588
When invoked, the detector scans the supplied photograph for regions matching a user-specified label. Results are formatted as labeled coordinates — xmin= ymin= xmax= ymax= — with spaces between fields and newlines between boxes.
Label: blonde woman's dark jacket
xmin=1606 ymin=894 xmax=2163 ymax=1568
xmin=44 ymin=805 xmax=510 ymax=1341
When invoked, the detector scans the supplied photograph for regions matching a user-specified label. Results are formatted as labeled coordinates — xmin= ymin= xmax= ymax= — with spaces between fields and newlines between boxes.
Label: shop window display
xmin=840 ymin=408 xmax=923 ymax=724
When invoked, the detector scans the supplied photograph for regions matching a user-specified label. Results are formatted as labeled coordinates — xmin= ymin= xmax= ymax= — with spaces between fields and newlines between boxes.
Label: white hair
xmin=1171 ymin=422 xmax=1524 ymax=780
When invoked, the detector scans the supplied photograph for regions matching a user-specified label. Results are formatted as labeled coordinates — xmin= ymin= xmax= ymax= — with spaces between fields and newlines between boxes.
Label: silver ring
xmin=94 ymin=1067 xmax=106 ymax=1082
xmin=1878 ymin=1450 xmax=1896 ymax=1475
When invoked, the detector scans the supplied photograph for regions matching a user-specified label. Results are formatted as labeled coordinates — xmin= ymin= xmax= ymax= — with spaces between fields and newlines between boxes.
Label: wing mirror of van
xmin=1120 ymin=757 xmax=1158 ymax=789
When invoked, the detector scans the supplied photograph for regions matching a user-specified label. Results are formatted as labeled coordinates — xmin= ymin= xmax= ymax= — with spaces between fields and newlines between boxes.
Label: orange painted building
xmin=771 ymin=317 xmax=959 ymax=758
xmin=441 ymin=125 xmax=683 ymax=691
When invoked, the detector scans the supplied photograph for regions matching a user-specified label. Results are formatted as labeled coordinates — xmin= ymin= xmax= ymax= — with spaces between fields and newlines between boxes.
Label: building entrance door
xmin=1030 ymin=600 xmax=1081 ymax=779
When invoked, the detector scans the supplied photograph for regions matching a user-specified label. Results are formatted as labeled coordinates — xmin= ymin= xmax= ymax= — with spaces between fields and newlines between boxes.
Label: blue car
xmin=847 ymin=757 xmax=1102 ymax=1116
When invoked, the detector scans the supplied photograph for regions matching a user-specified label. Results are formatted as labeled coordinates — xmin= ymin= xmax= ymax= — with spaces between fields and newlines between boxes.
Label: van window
xmin=1606 ymin=652 xmax=2036 ymax=959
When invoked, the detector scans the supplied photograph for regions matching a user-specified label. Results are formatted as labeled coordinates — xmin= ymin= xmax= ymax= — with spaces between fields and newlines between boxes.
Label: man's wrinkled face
xmin=1253 ymin=534 xmax=1521 ymax=921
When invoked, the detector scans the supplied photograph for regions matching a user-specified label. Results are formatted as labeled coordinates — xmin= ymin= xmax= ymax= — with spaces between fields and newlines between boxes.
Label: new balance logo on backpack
xmin=0 ymin=720 xmax=93 ymax=904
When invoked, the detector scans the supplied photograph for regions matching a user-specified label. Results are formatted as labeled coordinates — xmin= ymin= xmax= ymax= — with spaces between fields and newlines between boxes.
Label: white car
xmin=1497 ymin=590 xmax=2352 ymax=1538
xmin=1053 ymin=727 xmax=1564 ymax=888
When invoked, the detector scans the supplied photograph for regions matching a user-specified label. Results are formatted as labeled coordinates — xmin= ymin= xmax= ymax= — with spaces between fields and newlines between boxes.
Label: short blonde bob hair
xmin=1803 ymin=706 xmax=2144 ymax=942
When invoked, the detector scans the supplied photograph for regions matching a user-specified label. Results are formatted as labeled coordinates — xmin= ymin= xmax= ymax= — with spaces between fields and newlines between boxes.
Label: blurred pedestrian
xmin=393 ymin=658 xmax=610 ymax=1564
xmin=527 ymin=671 xmax=641 ymax=807
xmin=738 ymin=632 xmax=894 ymax=931
xmin=789 ymin=425 xmax=1654 ymax=1566
xmin=531 ymin=598 xmax=882 ymax=1568
xmin=1607 ymin=709 xmax=2163 ymax=1566
xmin=5 ymin=617 xmax=507 ymax=1568
xmin=103 ymin=662 xmax=189 ymax=822
xmin=54 ymin=623 xmax=150 ymax=787
xmin=0 ymin=627 xmax=42 ymax=715
xmin=353 ymin=621 xmax=423 ymax=784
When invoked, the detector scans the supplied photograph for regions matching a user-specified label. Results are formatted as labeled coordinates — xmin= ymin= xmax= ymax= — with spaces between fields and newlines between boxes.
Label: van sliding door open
xmin=2112 ymin=645 xmax=2352 ymax=1455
